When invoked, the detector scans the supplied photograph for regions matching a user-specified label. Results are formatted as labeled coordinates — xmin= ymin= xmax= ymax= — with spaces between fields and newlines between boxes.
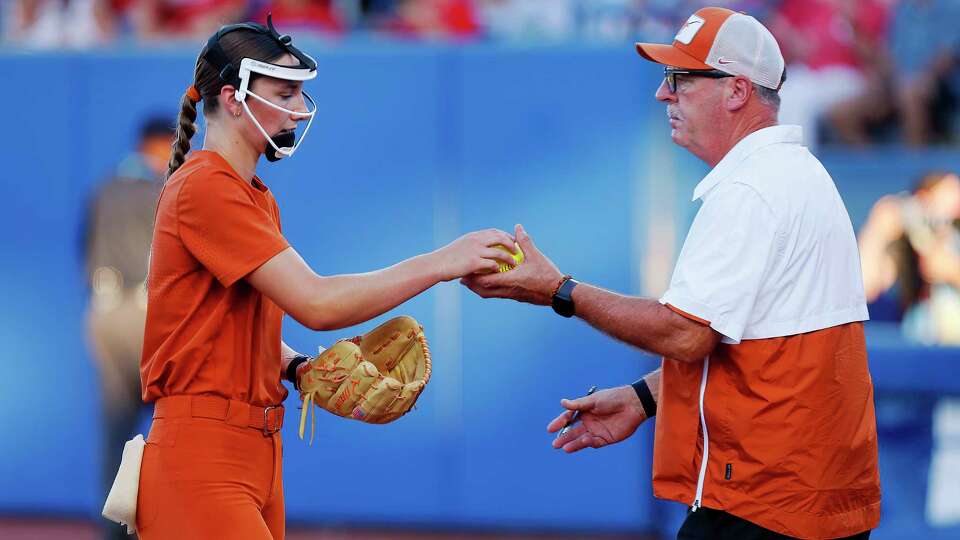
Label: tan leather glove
xmin=298 ymin=316 xmax=432 ymax=442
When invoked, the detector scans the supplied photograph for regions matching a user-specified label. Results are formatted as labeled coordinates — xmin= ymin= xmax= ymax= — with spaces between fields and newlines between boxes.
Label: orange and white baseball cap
xmin=635 ymin=7 xmax=785 ymax=90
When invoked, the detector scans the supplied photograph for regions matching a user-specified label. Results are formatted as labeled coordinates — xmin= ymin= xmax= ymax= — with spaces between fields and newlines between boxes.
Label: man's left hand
xmin=547 ymin=386 xmax=648 ymax=453
xmin=460 ymin=224 xmax=564 ymax=306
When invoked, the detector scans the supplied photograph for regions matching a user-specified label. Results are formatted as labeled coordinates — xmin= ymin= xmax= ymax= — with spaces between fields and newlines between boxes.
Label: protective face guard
xmin=236 ymin=58 xmax=317 ymax=159
xmin=202 ymin=14 xmax=318 ymax=160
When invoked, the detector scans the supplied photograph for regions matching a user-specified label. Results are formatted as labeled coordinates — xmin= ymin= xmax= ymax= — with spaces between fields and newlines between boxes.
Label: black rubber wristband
xmin=631 ymin=378 xmax=657 ymax=418
xmin=286 ymin=355 xmax=310 ymax=390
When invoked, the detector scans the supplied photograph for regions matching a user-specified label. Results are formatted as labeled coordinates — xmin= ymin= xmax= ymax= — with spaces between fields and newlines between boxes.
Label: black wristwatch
xmin=286 ymin=355 xmax=310 ymax=390
xmin=551 ymin=277 xmax=579 ymax=318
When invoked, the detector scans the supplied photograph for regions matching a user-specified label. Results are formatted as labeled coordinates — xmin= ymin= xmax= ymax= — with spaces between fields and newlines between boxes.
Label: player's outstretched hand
xmin=547 ymin=386 xmax=648 ymax=453
xmin=434 ymin=228 xmax=518 ymax=281
xmin=460 ymin=224 xmax=564 ymax=305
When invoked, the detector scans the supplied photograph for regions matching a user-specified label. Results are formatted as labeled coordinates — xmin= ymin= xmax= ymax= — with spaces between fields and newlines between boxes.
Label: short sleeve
xmin=660 ymin=182 xmax=780 ymax=344
xmin=178 ymin=172 xmax=289 ymax=287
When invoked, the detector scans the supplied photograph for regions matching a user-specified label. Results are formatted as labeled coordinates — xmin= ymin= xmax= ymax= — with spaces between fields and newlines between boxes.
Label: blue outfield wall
xmin=1 ymin=42 xmax=959 ymax=538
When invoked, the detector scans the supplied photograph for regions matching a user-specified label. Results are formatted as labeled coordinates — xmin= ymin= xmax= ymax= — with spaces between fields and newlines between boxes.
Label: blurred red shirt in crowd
xmin=770 ymin=0 xmax=890 ymax=71
xmin=381 ymin=0 xmax=480 ymax=39
xmin=253 ymin=0 xmax=344 ymax=34
xmin=110 ymin=0 xmax=246 ymax=38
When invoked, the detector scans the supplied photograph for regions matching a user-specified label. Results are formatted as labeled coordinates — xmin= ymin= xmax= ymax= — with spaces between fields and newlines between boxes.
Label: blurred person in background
xmin=829 ymin=0 xmax=960 ymax=146
xmin=2 ymin=0 xmax=116 ymax=47
xmin=887 ymin=0 xmax=960 ymax=146
xmin=476 ymin=0 xmax=575 ymax=42
xmin=375 ymin=0 xmax=480 ymax=39
xmin=477 ymin=0 xmax=777 ymax=44
xmin=769 ymin=0 xmax=890 ymax=150
xmin=123 ymin=0 xmax=247 ymax=40
xmin=632 ymin=1 xmax=777 ymax=46
xmin=857 ymin=171 xmax=960 ymax=534
xmin=576 ymin=0 xmax=643 ymax=42
xmin=249 ymin=0 xmax=345 ymax=35
xmin=81 ymin=114 xmax=175 ymax=540
xmin=859 ymin=171 xmax=960 ymax=344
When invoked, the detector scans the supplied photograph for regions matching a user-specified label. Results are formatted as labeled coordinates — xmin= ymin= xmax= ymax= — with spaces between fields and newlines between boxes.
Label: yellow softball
xmin=494 ymin=243 xmax=525 ymax=273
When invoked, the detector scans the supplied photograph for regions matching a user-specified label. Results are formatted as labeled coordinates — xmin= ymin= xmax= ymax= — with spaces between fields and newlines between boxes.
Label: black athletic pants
xmin=677 ymin=507 xmax=871 ymax=540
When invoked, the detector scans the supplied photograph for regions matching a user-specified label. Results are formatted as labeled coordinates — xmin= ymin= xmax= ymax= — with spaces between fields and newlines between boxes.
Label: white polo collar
xmin=691 ymin=125 xmax=804 ymax=201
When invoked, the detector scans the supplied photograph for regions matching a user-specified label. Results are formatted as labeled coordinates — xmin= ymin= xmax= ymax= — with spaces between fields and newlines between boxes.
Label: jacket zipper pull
xmin=691 ymin=499 xmax=701 ymax=512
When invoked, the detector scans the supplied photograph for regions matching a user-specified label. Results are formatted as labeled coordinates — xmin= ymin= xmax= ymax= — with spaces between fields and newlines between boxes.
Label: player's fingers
xmin=480 ymin=257 xmax=502 ymax=274
xmin=480 ymin=247 xmax=518 ymax=267
xmin=552 ymin=424 xmax=588 ymax=449
xmin=483 ymin=229 xmax=517 ymax=251
xmin=547 ymin=409 xmax=575 ymax=433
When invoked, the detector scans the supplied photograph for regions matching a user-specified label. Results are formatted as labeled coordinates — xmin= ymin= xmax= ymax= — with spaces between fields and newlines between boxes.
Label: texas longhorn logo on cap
xmin=635 ymin=7 xmax=785 ymax=91
xmin=674 ymin=14 xmax=705 ymax=45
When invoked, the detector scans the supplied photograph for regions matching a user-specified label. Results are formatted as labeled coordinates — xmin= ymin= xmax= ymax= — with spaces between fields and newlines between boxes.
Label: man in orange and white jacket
xmin=461 ymin=7 xmax=880 ymax=540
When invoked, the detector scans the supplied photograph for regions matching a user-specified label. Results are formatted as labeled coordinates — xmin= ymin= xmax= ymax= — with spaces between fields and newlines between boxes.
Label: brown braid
xmin=165 ymin=92 xmax=198 ymax=181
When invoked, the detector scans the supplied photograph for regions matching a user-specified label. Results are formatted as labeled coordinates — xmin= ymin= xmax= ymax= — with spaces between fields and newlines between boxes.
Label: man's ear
xmin=726 ymin=76 xmax=752 ymax=112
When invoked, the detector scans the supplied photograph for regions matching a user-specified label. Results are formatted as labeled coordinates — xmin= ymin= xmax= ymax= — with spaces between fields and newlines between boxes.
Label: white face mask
xmin=234 ymin=57 xmax=317 ymax=161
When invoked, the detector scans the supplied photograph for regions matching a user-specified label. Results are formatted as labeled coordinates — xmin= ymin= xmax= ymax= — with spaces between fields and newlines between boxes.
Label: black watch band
xmin=551 ymin=277 xmax=579 ymax=318
xmin=631 ymin=378 xmax=657 ymax=418
xmin=286 ymin=355 xmax=310 ymax=390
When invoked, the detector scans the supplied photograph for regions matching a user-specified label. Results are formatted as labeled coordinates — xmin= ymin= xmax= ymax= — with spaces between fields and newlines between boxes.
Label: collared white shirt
xmin=660 ymin=125 xmax=869 ymax=344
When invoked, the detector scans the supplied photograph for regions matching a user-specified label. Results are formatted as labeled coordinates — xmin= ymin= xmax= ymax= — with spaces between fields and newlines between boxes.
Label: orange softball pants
xmin=136 ymin=396 xmax=286 ymax=540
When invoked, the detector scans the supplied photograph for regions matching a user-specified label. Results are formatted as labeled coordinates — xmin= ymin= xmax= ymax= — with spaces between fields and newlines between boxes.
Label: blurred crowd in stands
xmin=4 ymin=0 xmax=959 ymax=147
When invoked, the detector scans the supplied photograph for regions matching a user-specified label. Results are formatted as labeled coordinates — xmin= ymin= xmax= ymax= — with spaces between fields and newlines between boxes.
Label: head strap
xmin=201 ymin=14 xmax=317 ymax=88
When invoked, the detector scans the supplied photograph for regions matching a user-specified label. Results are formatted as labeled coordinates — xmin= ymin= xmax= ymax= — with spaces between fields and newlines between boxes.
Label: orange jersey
xmin=141 ymin=150 xmax=290 ymax=407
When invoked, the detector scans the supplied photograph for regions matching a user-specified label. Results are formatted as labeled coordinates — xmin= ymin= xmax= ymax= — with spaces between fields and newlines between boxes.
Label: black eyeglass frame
xmin=663 ymin=67 xmax=735 ymax=93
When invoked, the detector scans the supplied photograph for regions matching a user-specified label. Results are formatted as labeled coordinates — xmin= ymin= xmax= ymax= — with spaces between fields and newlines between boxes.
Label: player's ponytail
xmin=165 ymin=89 xmax=198 ymax=180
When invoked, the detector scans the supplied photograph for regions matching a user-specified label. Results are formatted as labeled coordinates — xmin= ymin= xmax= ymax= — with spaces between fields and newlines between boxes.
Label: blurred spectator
xmin=2 ymin=0 xmax=116 ymax=48
xmin=828 ymin=0 xmax=960 ymax=146
xmin=475 ymin=0 xmax=780 ymax=45
xmin=375 ymin=0 xmax=479 ymax=39
xmin=122 ymin=0 xmax=247 ymax=40
xmin=476 ymin=0 xmax=575 ymax=41
xmin=81 ymin=115 xmax=174 ymax=540
xmin=576 ymin=0 xmax=641 ymax=42
xmin=859 ymin=171 xmax=960 ymax=344
xmin=250 ymin=0 xmax=345 ymax=35
xmin=887 ymin=0 xmax=960 ymax=146
xmin=769 ymin=0 xmax=891 ymax=149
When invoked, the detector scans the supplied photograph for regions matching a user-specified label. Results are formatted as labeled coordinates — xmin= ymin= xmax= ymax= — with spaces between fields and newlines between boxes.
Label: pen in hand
xmin=556 ymin=385 xmax=598 ymax=439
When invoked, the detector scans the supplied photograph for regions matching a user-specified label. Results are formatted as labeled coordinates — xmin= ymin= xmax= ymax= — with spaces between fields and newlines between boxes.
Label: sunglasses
xmin=663 ymin=67 xmax=734 ymax=93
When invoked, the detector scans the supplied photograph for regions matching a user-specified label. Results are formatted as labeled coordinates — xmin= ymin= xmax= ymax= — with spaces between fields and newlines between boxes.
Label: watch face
xmin=552 ymin=279 xmax=577 ymax=318
xmin=555 ymin=298 xmax=575 ymax=317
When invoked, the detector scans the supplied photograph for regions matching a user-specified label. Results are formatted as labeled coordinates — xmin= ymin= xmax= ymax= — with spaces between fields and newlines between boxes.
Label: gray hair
xmin=753 ymin=83 xmax=781 ymax=111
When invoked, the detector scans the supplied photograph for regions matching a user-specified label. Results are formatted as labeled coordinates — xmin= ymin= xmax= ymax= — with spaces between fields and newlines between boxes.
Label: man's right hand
xmin=547 ymin=385 xmax=648 ymax=453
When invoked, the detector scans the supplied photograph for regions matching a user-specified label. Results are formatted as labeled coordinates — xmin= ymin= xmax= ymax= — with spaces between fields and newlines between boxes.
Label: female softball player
xmin=134 ymin=17 xmax=516 ymax=539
